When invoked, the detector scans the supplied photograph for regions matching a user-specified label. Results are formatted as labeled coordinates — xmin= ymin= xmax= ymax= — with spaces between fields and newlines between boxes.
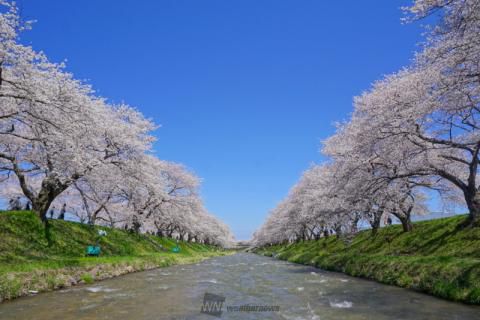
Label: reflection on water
xmin=0 ymin=253 xmax=479 ymax=319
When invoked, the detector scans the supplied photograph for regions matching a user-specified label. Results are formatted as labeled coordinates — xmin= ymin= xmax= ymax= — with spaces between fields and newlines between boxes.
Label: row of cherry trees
xmin=254 ymin=0 xmax=480 ymax=246
xmin=0 ymin=1 xmax=233 ymax=247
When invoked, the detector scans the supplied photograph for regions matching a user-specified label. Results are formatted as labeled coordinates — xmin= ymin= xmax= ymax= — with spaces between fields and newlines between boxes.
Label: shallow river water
xmin=1 ymin=253 xmax=479 ymax=320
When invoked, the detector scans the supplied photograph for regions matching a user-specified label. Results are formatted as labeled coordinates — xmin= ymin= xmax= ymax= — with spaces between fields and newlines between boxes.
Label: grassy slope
xmin=255 ymin=215 xmax=480 ymax=304
xmin=0 ymin=211 xmax=229 ymax=301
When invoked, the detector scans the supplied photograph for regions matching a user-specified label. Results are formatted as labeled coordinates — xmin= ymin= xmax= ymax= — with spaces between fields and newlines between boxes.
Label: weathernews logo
xmin=200 ymin=293 xmax=226 ymax=317
xmin=200 ymin=292 xmax=280 ymax=317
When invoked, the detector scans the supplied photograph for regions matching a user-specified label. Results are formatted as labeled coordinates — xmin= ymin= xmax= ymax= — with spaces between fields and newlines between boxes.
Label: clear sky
xmin=18 ymin=0 xmax=425 ymax=240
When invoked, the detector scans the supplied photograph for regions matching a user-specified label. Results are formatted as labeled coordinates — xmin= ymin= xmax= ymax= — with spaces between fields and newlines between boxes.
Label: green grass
xmin=254 ymin=215 xmax=480 ymax=304
xmin=0 ymin=211 xmax=230 ymax=301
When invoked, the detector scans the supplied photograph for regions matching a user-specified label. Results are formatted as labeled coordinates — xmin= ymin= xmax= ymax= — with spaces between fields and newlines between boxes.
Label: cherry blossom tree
xmin=0 ymin=1 xmax=156 ymax=228
xmin=255 ymin=0 xmax=480 ymax=245
xmin=0 ymin=1 xmax=233 ymax=247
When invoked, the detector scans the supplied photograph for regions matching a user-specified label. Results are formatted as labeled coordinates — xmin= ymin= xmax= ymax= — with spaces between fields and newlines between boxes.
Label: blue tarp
xmin=86 ymin=245 xmax=101 ymax=256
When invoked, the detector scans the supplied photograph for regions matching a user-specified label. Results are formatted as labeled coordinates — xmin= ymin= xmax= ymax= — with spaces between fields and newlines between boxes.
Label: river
xmin=0 ymin=253 xmax=479 ymax=319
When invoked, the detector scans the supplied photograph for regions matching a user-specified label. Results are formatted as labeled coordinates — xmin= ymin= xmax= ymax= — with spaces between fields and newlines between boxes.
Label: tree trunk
xmin=32 ymin=192 xmax=56 ymax=222
xmin=391 ymin=206 xmax=413 ymax=232
xmin=31 ymin=181 xmax=68 ymax=246
xmin=334 ymin=225 xmax=342 ymax=239
xmin=465 ymin=190 xmax=480 ymax=227
xmin=399 ymin=215 xmax=413 ymax=232
xmin=370 ymin=213 xmax=382 ymax=236
xmin=351 ymin=215 xmax=360 ymax=233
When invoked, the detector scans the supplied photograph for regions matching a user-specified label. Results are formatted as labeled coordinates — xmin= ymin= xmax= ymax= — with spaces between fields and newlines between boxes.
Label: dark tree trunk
xmin=334 ymin=225 xmax=342 ymax=239
xmin=33 ymin=175 xmax=69 ymax=217
xmin=465 ymin=190 xmax=480 ymax=227
xmin=399 ymin=215 xmax=413 ymax=232
xmin=323 ymin=228 xmax=329 ymax=238
xmin=351 ymin=215 xmax=360 ymax=233
xmin=392 ymin=208 xmax=413 ymax=233
xmin=370 ymin=213 xmax=382 ymax=236
xmin=31 ymin=180 xmax=68 ymax=246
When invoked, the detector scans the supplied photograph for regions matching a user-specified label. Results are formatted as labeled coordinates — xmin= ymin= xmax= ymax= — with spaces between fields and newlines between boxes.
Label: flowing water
xmin=0 ymin=253 xmax=479 ymax=320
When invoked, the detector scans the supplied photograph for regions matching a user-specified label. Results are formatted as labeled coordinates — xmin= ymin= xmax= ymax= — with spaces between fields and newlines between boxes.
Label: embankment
xmin=254 ymin=215 xmax=480 ymax=304
xmin=0 ymin=211 xmax=230 ymax=302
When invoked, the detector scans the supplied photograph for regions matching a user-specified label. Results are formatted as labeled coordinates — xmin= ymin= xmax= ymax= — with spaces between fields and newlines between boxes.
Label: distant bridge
xmin=228 ymin=241 xmax=254 ymax=251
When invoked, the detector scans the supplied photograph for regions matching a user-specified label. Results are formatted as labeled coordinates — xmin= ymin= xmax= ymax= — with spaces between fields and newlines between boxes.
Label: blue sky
xmin=19 ymin=0 xmax=425 ymax=240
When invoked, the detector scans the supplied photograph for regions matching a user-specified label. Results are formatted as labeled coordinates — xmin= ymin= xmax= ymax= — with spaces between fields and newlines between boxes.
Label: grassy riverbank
xmin=254 ymin=215 xmax=480 ymax=304
xmin=0 ymin=211 xmax=230 ymax=302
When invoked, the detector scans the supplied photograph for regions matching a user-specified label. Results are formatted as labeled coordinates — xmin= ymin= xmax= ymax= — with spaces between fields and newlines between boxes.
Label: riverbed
xmin=0 ymin=253 xmax=478 ymax=319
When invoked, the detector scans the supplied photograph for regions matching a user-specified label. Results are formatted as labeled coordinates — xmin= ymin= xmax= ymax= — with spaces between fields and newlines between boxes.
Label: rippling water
xmin=1 ymin=253 xmax=479 ymax=319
